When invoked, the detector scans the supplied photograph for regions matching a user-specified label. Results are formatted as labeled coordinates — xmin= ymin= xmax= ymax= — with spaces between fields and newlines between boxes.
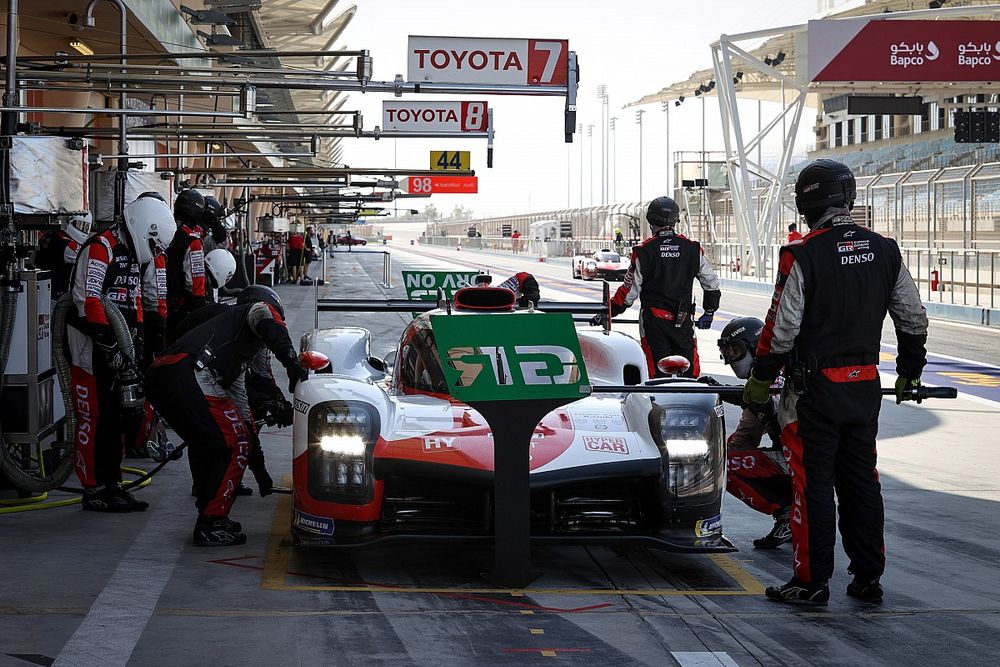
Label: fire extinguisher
xmin=930 ymin=269 xmax=941 ymax=292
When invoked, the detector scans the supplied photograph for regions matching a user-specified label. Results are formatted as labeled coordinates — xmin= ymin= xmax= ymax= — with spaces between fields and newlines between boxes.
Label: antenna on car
xmin=602 ymin=281 xmax=611 ymax=336
xmin=437 ymin=287 xmax=451 ymax=314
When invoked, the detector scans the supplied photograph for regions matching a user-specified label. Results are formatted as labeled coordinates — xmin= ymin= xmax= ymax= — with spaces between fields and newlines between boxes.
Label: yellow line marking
xmin=709 ymin=554 xmax=766 ymax=594
xmin=520 ymin=610 xmax=534 ymax=615
xmin=530 ymin=628 xmax=544 ymax=635
xmin=541 ymin=650 xmax=557 ymax=657
xmin=259 ymin=485 xmax=764 ymax=597
xmin=261 ymin=476 xmax=292 ymax=591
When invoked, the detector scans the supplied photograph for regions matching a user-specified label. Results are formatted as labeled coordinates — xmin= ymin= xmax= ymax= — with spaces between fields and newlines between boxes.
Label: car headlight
xmin=650 ymin=406 xmax=723 ymax=501
xmin=308 ymin=401 xmax=379 ymax=503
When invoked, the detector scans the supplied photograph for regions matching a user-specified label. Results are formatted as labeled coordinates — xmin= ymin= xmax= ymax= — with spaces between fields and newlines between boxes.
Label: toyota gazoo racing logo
xmin=889 ymin=39 xmax=939 ymax=68
xmin=958 ymin=41 xmax=1000 ymax=69
xmin=444 ymin=345 xmax=582 ymax=388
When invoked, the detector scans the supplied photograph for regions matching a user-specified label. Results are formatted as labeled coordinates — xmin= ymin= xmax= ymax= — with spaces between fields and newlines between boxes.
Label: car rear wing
xmin=317 ymin=282 xmax=630 ymax=320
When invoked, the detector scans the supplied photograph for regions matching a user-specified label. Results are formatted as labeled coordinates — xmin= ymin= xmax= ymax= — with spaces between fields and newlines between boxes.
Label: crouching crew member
xmin=497 ymin=272 xmax=541 ymax=307
xmin=68 ymin=197 xmax=176 ymax=511
xmin=591 ymin=196 xmax=721 ymax=377
xmin=744 ymin=159 xmax=928 ymax=606
xmin=165 ymin=189 xmax=208 ymax=338
xmin=146 ymin=285 xmax=307 ymax=546
xmin=717 ymin=317 xmax=792 ymax=549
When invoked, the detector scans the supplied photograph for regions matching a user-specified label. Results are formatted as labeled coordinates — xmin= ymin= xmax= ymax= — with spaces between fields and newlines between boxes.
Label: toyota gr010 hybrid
xmin=289 ymin=286 xmax=733 ymax=552
xmin=572 ymin=249 xmax=629 ymax=281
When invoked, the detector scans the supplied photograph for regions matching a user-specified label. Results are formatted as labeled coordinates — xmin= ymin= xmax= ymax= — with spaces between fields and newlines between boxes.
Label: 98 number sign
xmin=431 ymin=151 xmax=471 ymax=171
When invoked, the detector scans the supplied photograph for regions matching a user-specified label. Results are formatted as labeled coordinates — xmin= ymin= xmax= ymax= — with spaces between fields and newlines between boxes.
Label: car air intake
xmin=452 ymin=286 xmax=516 ymax=312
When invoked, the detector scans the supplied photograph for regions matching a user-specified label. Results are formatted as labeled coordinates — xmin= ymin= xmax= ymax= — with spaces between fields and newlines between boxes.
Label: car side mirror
xmin=382 ymin=350 xmax=397 ymax=374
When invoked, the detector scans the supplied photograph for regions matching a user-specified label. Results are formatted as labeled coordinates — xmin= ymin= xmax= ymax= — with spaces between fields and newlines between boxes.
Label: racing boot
xmin=753 ymin=507 xmax=791 ymax=549
xmin=846 ymin=574 xmax=884 ymax=604
xmin=236 ymin=482 xmax=254 ymax=497
xmin=111 ymin=484 xmax=149 ymax=512
xmin=193 ymin=516 xmax=246 ymax=547
xmin=81 ymin=484 xmax=132 ymax=513
xmin=765 ymin=578 xmax=830 ymax=606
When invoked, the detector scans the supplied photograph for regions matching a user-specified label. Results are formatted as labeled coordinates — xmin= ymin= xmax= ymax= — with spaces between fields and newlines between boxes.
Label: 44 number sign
xmin=431 ymin=151 xmax=471 ymax=171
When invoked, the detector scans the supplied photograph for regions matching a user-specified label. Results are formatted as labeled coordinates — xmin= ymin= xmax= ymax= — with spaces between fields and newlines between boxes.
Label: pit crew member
xmin=497 ymin=272 xmax=541 ymax=307
xmin=146 ymin=285 xmax=306 ymax=546
xmin=591 ymin=196 xmax=721 ymax=377
xmin=165 ymin=189 xmax=207 ymax=338
xmin=35 ymin=213 xmax=92 ymax=300
xmin=68 ymin=196 xmax=175 ymax=511
xmin=744 ymin=159 xmax=928 ymax=606
xmin=717 ymin=316 xmax=791 ymax=549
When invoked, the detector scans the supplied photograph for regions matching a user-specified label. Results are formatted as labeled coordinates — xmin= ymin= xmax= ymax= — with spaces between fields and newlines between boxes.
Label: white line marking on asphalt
xmin=671 ymin=651 xmax=740 ymax=667
xmin=52 ymin=515 xmax=183 ymax=667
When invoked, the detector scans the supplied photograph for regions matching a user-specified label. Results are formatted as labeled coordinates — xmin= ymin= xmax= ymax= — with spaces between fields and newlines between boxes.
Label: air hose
xmin=1 ymin=293 xmax=147 ymax=493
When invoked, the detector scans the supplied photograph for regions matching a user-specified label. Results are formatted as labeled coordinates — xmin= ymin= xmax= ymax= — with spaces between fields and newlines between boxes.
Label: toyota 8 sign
xmin=408 ymin=36 xmax=569 ymax=86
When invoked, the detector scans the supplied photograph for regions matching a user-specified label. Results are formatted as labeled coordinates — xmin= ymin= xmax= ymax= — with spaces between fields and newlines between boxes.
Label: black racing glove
xmin=589 ymin=312 xmax=606 ymax=327
xmin=96 ymin=340 xmax=131 ymax=374
xmin=286 ymin=360 xmax=309 ymax=393
xmin=263 ymin=399 xmax=294 ymax=427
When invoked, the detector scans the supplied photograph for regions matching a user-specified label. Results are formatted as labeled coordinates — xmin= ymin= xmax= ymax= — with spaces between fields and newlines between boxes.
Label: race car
xmin=572 ymin=249 xmax=628 ymax=281
xmin=290 ymin=285 xmax=732 ymax=553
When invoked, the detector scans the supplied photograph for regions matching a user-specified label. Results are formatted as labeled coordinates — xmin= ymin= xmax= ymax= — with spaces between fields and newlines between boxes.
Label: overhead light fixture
xmin=211 ymin=142 xmax=223 ymax=150
xmin=694 ymin=89 xmax=703 ymax=97
xmin=678 ymin=95 xmax=685 ymax=103
xmin=69 ymin=39 xmax=94 ymax=56
xmin=764 ymin=56 xmax=773 ymax=66
xmin=675 ymin=100 xmax=682 ymax=107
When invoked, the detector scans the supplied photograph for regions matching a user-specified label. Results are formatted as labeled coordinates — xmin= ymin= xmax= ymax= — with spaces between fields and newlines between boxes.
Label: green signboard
xmin=431 ymin=312 xmax=590 ymax=402
xmin=402 ymin=270 xmax=479 ymax=301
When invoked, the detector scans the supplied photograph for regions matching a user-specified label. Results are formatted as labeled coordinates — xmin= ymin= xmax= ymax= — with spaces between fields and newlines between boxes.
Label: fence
xmin=428 ymin=160 xmax=1000 ymax=307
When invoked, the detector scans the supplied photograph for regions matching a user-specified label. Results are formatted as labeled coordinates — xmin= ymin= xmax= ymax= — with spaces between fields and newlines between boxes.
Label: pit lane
xmin=2 ymin=244 xmax=999 ymax=666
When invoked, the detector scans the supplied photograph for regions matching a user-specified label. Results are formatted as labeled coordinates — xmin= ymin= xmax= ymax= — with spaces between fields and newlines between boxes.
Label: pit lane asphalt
xmin=0 ymin=245 xmax=997 ymax=666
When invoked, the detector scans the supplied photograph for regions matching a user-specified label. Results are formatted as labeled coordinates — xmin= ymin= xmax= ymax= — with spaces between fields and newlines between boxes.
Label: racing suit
xmin=165 ymin=224 xmax=207 ymax=339
xmin=146 ymin=302 xmax=300 ymax=518
xmin=35 ymin=230 xmax=81 ymax=299
xmin=753 ymin=209 xmax=928 ymax=585
xmin=497 ymin=272 xmax=541 ymax=307
xmin=67 ymin=228 xmax=146 ymax=488
xmin=610 ymin=229 xmax=721 ymax=377
xmin=725 ymin=390 xmax=791 ymax=518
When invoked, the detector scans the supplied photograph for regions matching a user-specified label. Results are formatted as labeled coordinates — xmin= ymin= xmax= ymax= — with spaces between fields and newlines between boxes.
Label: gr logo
xmin=444 ymin=345 xmax=581 ymax=387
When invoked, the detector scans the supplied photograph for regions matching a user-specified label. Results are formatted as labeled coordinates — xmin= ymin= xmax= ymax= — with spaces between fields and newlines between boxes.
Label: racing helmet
xmin=173 ymin=189 xmax=206 ymax=226
xmin=202 ymin=195 xmax=223 ymax=224
xmin=794 ymin=159 xmax=856 ymax=224
xmin=123 ymin=196 xmax=176 ymax=265
xmin=204 ymin=248 xmax=237 ymax=289
xmin=718 ymin=316 xmax=764 ymax=380
xmin=237 ymin=284 xmax=283 ymax=318
xmin=646 ymin=196 xmax=680 ymax=230
xmin=64 ymin=212 xmax=93 ymax=245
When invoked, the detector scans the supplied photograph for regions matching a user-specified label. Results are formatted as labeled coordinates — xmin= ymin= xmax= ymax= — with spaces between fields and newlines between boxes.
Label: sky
xmin=340 ymin=1 xmax=829 ymax=218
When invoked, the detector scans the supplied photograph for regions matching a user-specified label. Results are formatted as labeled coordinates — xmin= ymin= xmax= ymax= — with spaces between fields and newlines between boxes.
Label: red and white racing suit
xmin=68 ymin=228 xmax=147 ymax=489
xmin=165 ymin=224 xmax=207 ymax=338
xmin=753 ymin=210 xmax=928 ymax=584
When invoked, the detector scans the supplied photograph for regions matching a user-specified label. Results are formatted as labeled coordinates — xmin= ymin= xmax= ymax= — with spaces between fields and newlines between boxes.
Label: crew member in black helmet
xmin=146 ymin=285 xmax=307 ymax=546
xmin=165 ymin=189 xmax=208 ymax=338
xmin=717 ymin=316 xmax=792 ymax=550
xmin=745 ymin=159 xmax=928 ymax=606
xmin=591 ymin=196 xmax=721 ymax=377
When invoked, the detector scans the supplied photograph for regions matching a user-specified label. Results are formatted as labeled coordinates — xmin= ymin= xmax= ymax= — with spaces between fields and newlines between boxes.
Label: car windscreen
xmin=596 ymin=252 xmax=621 ymax=262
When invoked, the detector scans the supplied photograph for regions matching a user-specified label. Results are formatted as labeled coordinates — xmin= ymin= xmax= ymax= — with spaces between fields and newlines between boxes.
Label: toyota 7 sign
xmin=408 ymin=36 xmax=569 ymax=86
xmin=382 ymin=101 xmax=488 ymax=133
